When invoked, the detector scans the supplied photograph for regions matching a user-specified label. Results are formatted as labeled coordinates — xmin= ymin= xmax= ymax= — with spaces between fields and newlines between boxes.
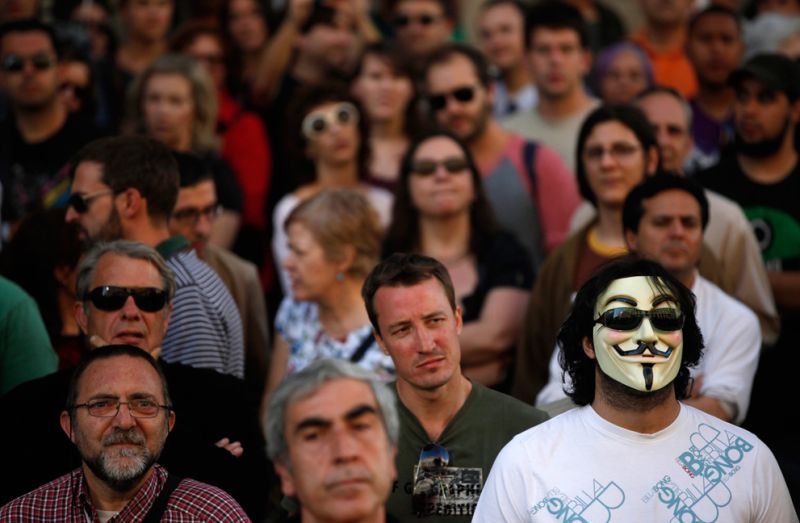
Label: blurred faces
xmin=591 ymin=276 xmax=684 ymax=392
xmin=687 ymin=12 xmax=743 ymax=89
xmin=373 ymin=278 xmax=463 ymax=392
xmin=599 ymin=49 xmax=649 ymax=105
xmin=425 ymin=54 xmax=491 ymax=142
xmin=639 ymin=0 xmax=692 ymax=27
xmin=74 ymin=253 xmax=171 ymax=351
xmin=636 ymin=91 xmax=693 ymax=172
xmin=352 ymin=54 xmax=413 ymax=125
xmin=227 ymin=0 xmax=268 ymax=53
xmin=626 ymin=190 xmax=703 ymax=281
xmin=142 ymin=73 xmax=194 ymax=152
xmin=303 ymin=101 xmax=360 ymax=167
xmin=59 ymin=60 xmax=91 ymax=113
xmin=276 ymin=378 xmax=396 ymax=523
xmin=733 ymin=77 xmax=797 ymax=157
xmin=392 ymin=0 xmax=453 ymax=59
xmin=121 ymin=0 xmax=174 ymax=44
xmin=168 ymin=179 xmax=218 ymax=253
xmin=183 ymin=33 xmax=226 ymax=89
xmin=408 ymin=136 xmax=475 ymax=218
xmin=527 ymin=28 xmax=590 ymax=101
xmin=478 ymin=2 xmax=526 ymax=73
xmin=60 ymin=355 xmax=175 ymax=492
xmin=582 ymin=121 xmax=657 ymax=208
xmin=300 ymin=12 xmax=356 ymax=73
xmin=756 ymin=0 xmax=800 ymax=15
xmin=0 ymin=30 xmax=59 ymax=111
xmin=283 ymin=222 xmax=342 ymax=302
xmin=66 ymin=161 xmax=120 ymax=243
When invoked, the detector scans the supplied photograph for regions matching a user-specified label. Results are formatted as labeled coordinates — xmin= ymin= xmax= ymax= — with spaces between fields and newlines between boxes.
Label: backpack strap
xmin=523 ymin=140 xmax=539 ymax=196
xmin=141 ymin=473 xmax=182 ymax=523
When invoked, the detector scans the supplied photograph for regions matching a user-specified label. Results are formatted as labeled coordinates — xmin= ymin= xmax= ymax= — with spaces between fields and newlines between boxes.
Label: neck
xmin=591 ymin=371 xmax=681 ymax=434
xmin=503 ymin=63 xmax=532 ymax=94
xmin=316 ymin=161 xmax=360 ymax=187
xmin=316 ymin=279 xmax=370 ymax=338
xmin=396 ymin=374 xmax=472 ymax=442
xmin=469 ymin=119 xmax=510 ymax=166
xmin=123 ymin=219 xmax=172 ymax=248
xmin=14 ymin=101 xmax=66 ymax=143
xmin=594 ymin=206 xmax=626 ymax=246
xmin=120 ymin=39 xmax=165 ymax=73
xmin=678 ymin=269 xmax=696 ymax=289
xmin=537 ymin=88 xmax=591 ymax=120
xmin=418 ymin=212 xmax=471 ymax=261
xmin=371 ymin=116 xmax=406 ymax=139
xmin=737 ymin=134 xmax=799 ymax=184
xmin=695 ymin=85 xmax=735 ymax=120
xmin=82 ymin=464 xmax=152 ymax=512
xmin=644 ymin=23 xmax=685 ymax=51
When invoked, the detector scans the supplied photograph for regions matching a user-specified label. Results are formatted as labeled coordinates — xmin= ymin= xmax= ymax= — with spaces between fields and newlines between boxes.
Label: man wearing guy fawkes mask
xmin=473 ymin=258 xmax=797 ymax=522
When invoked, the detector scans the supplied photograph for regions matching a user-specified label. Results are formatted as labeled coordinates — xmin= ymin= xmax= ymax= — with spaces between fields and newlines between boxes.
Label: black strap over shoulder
xmin=142 ymin=473 xmax=182 ymax=523
xmin=349 ymin=332 xmax=376 ymax=363
xmin=523 ymin=140 xmax=539 ymax=195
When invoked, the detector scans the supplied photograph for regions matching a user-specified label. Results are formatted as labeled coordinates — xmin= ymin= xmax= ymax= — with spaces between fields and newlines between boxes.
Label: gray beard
xmin=80 ymin=427 xmax=159 ymax=492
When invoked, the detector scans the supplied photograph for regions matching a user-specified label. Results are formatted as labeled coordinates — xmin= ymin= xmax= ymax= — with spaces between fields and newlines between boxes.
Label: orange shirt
xmin=630 ymin=30 xmax=698 ymax=99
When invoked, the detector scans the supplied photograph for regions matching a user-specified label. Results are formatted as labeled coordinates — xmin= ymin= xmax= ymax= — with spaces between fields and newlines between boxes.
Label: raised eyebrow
xmin=603 ymin=295 xmax=637 ymax=307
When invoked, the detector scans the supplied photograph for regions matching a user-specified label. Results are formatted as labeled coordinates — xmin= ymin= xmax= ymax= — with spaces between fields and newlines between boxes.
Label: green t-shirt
xmin=0 ymin=276 xmax=57 ymax=395
xmin=387 ymin=382 xmax=548 ymax=522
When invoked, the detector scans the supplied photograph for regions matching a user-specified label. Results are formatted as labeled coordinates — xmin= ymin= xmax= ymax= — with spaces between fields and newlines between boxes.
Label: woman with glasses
xmin=512 ymin=104 xmax=660 ymax=405
xmin=351 ymin=41 xmax=420 ymax=191
xmin=264 ymin=189 xmax=394 ymax=414
xmin=383 ymin=130 xmax=532 ymax=391
xmin=272 ymin=84 xmax=393 ymax=293
xmin=124 ymin=53 xmax=244 ymax=250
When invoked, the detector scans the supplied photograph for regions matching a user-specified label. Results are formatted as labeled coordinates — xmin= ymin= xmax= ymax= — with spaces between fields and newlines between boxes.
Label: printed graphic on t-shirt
xmin=412 ymin=466 xmax=482 ymax=517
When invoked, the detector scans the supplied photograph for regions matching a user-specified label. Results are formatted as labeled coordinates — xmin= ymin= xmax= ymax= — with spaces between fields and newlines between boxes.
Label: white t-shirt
xmin=537 ymin=274 xmax=761 ymax=423
xmin=473 ymin=405 xmax=798 ymax=522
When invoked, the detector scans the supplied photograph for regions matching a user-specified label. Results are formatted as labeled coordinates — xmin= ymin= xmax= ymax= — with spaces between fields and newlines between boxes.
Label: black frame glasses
xmin=301 ymin=102 xmax=359 ymax=139
xmin=70 ymin=398 xmax=171 ymax=418
xmin=410 ymin=156 xmax=468 ymax=176
xmin=87 ymin=286 xmax=168 ymax=312
xmin=427 ymin=87 xmax=475 ymax=112
xmin=594 ymin=307 xmax=684 ymax=332
xmin=171 ymin=203 xmax=222 ymax=226
xmin=393 ymin=13 xmax=440 ymax=27
xmin=1 ymin=52 xmax=56 ymax=73
xmin=66 ymin=190 xmax=112 ymax=214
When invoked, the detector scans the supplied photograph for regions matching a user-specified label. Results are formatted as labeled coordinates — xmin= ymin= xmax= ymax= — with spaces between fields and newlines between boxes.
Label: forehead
xmin=585 ymin=120 xmax=639 ymax=145
xmin=1 ymin=30 xmax=54 ymax=55
xmin=690 ymin=12 xmax=740 ymax=36
xmin=609 ymin=49 xmax=645 ymax=69
xmin=414 ymin=136 xmax=463 ymax=158
xmin=481 ymin=3 xmax=523 ymax=25
xmin=638 ymin=93 xmax=688 ymax=126
xmin=374 ymin=278 xmax=451 ymax=324
xmin=91 ymin=253 xmax=163 ymax=288
xmin=734 ymin=76 xmax=786 ymax=101
xmin=285 ymin=378 xmax=380 ymax=429
xmin=146 ymin=72 xmax=191 ymax=95
xmin=396 ymin=0 xmax=445 ymax=14
xmin=427 ymin=54 xmax=479 ymax=88
xmin=307 ymin=101 xmax=343 ymax=116
xmin=597 ymin=276 xmax=675 ymax=309
xmin=642 ymin=189 xmax=701 ymax=217
xmin=530 ymin=27 xmax=580 ymax=47
xmin=73 ymin=161 xmax=108 ymax=190
xmin=176 ymin=180 xmax=216 ymax=208
xmin=78 ymin=355 xmax=164 ymax=400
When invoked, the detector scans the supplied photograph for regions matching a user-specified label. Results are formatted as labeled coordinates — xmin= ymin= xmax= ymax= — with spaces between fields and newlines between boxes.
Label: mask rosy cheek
xmin=604 ymin=331 xmax=630 ymax=343
xmin=658 ymin=332 xmax=682 ymax=345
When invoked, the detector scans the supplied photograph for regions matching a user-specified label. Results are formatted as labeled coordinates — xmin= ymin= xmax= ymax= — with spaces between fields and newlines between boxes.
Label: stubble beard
xmin=78 ymin=426 xmax=164 ymax=492
xmin=596 ymin=366 xmax=674 ymax=413
xmin=735 ymin=116 xmax=791 ymax=159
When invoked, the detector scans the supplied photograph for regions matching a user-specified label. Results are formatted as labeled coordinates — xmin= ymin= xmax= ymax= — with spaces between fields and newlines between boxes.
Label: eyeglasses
xmin=583 ymin=142 xmax=641 ymax=163
xmin=427 ymin=87 xmax=475 ymax=112
xmin=171 ymin=203 xmax=222 ymax=226
xmin=66 ymin=190 xmax=112 ymax=214
xmin=1 ymin=53 xmax=57 ymax=73
xmin=393 ymin=14 xmax=441 ymax=27
xmin=70 ymin=398 xmax=171 ymax=418
xmin=301 ymin=102 xmax=359 ymax=139
xmin=594 ymin=307 xmax=684 ymax=332
xmin=412 ymin=443 xmax=450 ymax=516
xmin=87 ymin=286 xmax=168 ymax=312
xmin=411 ymin=157 xmax=468 ymax=176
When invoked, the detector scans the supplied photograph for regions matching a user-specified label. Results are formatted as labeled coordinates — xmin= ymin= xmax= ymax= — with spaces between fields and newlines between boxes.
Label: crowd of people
xmin=0 ymin=0 xmax=799 ymax=521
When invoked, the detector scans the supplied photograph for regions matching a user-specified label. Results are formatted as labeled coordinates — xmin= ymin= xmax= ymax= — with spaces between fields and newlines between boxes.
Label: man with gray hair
xmin=267 ymin=358 xmax=398 ymax=523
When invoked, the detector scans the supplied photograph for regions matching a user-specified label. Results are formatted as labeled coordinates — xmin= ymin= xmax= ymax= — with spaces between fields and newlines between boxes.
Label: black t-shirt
xmin=0 ymin=113 xmax=102 ymax=222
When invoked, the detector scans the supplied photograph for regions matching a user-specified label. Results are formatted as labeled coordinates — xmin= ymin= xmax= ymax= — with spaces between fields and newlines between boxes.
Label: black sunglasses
xmin=427 ymin=87 xmax=475 ymax=112
xmin=594 ymin=307 xmax=684 ymax=332
xmin=1 ymin=53 xmax=56 ymax=73
xmin=393 ymin=14 xmax=439 ymax=27
xmin=67 ymin=190 xmax=112 ymax=214
xmin=411 ymin=157 xmax=468 ymax=176
xmin=87 ymin=286 xmax=168 ymax=312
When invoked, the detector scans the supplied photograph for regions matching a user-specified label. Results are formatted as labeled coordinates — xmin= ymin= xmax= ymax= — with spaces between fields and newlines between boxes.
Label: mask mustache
xmin=613 ymin=341 xmax=674 ymax=358
xmin=102 ymin=428 xmax=145 ymax=447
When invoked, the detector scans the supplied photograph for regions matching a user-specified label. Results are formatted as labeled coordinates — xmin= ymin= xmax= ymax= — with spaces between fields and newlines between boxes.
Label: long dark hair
xmin=382 ymin=129 xmax=497 ymax=256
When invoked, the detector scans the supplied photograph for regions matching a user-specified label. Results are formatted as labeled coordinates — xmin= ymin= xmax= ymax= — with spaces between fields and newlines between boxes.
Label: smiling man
xmin=474 ymin=258 xmax=796 ymax=522
xmin=266 ymin=358 xmax=398 ymax=523
xmin=0 ymin=345 xmax=250 ymax=521
xmin=361 ymin=253 xmax=547 ymax=522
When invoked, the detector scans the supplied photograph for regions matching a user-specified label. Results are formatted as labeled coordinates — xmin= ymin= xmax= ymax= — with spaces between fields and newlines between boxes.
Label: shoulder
xmin=205 ymin=245 xmax=259 ymax=277
xmin=167 ymin=478 xmax=249 ymax=521
xmin=470 ymin=383 xmax=550 ymax=428
xmin=0 ymin=471 xmax=76 ymax=517
xmin=696 ymin=276 xmax=759 ymax=325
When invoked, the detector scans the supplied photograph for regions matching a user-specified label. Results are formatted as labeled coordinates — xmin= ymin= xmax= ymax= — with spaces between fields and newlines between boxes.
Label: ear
xmin=582 ymin=336 xmax=596 ymax=360
xmin=790 ymin=97 xmax=800 ymax=124
xmin=374 ymin=329 xmax=390 ymax=356
xmin=645 ymin=145 xmax=659 ymax=176
xmin=74 ymin=302 xmax=89 ymax=334
xmin=624 ymin=229 xmax=638 ymax=252
xmin=60 ymin=411 xmax=75 ymax=443
xmin=118 ymin=188 xmax=144 ymax=220
xmin=167 ymin=410 xmax=176 ymax=433
xmin=454 ymin=305 xmax=463 ymax=336
xmin=274 ymin=461 xmax=297 ymax=497
xmin=581 ymin=49 xmax=593 ymax=76
xmin=336 ymin=244 xmax=357 ymax=274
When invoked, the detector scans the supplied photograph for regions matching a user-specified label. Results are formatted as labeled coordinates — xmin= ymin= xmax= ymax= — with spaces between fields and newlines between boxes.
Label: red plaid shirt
xmin=0 ymin=464 xmax=251 ymax=522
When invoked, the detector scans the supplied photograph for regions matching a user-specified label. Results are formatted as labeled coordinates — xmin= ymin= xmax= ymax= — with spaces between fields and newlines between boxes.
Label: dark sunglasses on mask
xmin=594 ymin=307 xmax=684 ymax=332
xmin=411 ymin=157 xmax=468 ymax=176
xmin=87 ymin=286 xmax=168 ymax=312
xmin=427 ymin=87 xmax=475 ymax=112
xmin=1 ymin=53 xmax=56 ymax=73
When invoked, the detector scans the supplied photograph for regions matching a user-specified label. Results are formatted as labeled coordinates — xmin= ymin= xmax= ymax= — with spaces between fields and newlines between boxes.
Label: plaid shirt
xmin=0 ymin=464 xmax=251 ymax=522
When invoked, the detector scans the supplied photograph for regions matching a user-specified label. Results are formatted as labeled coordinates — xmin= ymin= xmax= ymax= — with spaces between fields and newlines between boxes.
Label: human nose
xmin=195 ymin=212 xmax=213 ymax=239
xmin=111 ymin=402 xmax=137 ymax=428
xmin=414 ymin=326 xmax=436 ymax=353
xmin=636 ymin=315 xmax=658 ymax=344
xmin=65 ymin=206 xmax=80 ymax=223
xmin=120 ymin=296 xmax=142 ymax=318
xmin=331 ymin=427 xmax=359 ymax=463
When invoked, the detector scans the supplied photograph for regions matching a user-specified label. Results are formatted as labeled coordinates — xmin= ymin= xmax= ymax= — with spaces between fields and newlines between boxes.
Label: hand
xmin=215 ymin=437 xmax=244 ymax=458
xmin=287 ymin=0 xmax=315 ymax=28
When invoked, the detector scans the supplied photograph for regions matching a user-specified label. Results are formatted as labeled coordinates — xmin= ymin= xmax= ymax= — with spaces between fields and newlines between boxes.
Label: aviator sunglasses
xmin=87 ymin=286 xmax=168 ymax=312
xmin=594 ymin=307 xmax=684 ymax=332
xmin=301 ymin=102 xmax=359 ymax=139
xmin=427 ymin=87 xmax=475 ymax=112
xmin=410 ymin=157 xmax=468 ymax=176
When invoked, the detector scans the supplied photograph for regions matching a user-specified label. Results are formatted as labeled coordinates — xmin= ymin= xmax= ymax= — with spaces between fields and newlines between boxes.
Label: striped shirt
xmin=161 ymin=246 xmax=245 ymax=378
xmin=0 ymin=465 xmax=251 ymax=522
